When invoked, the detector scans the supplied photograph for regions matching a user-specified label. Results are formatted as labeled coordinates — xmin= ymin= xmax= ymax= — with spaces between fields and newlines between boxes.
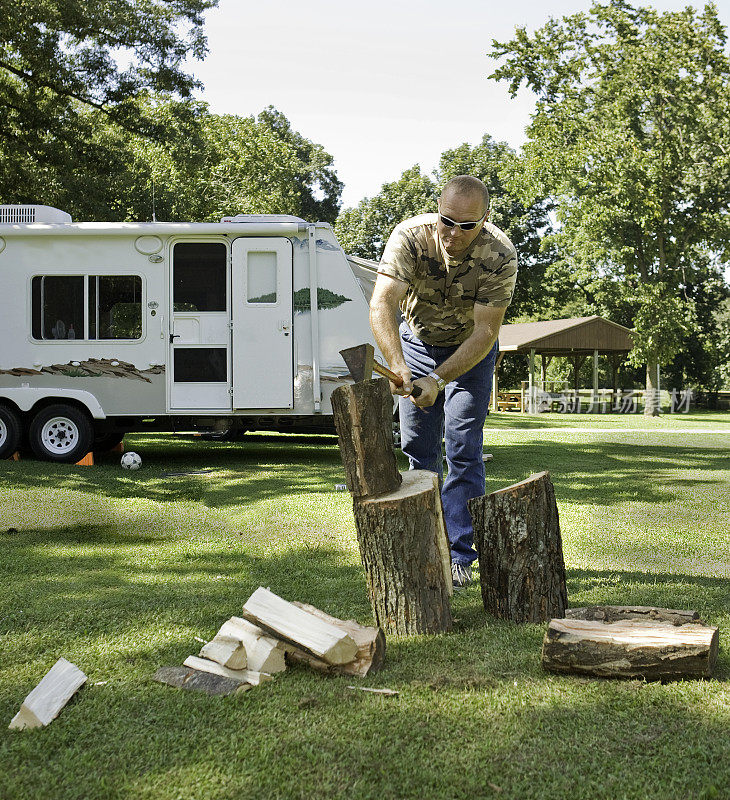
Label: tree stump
xmin=468 ymin=471 xmax=567 ymax=623
xmin=541 ymin=618 xmax=719 ymax=680
xmin=354 ymin=470 xmax=452 ymax=635
xmin=331 ymin=378 xmax=401 ymax=498
xmin=331 ymin=378 xmax=452 ymax=636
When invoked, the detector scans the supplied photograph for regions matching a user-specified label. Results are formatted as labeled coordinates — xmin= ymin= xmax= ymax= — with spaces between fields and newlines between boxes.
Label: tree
xmin=491 ymin=0 xmax=730 ymax=413
xmin=335 ymin=166 xmax=437 ymax=260
xmin=120 ymin=105 xmax=342 ymax=223
xmin=0 ymin=0 xmax=216 ymax=204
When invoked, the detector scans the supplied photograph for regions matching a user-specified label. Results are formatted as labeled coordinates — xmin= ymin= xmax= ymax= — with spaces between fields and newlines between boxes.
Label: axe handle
xmin=372 ymin=362 xmax=423 ymax=398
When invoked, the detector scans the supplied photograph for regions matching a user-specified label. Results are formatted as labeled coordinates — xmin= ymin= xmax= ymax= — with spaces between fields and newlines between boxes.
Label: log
xmin=153 ymin=666 xmax=250 ymax=696
xmin=331 ymin=379 xmax=401 ymax=498
xmin=217 ymin=617 xmax=286 ymax=674
xmin=353 ymin=470 xmax=453 ymax=636
xmin=9 ymin=658 xmax=87 ymax=730
xmin=182 ymin=656 xmax=272 ymax=685
xmin=541 ymin=618 xmax=719 ymax=680
xmin=566 ymin=606 xmax=703 ymax=626
xmin=199 ymin=635 xmax=248 ymax=669
xmin=469 ymin=471 xmax=567 ymax=623
xmin=241 ymin=587 xmax=359 ymax=665
xmin=286 ymin=601 xmax=386 ymax=677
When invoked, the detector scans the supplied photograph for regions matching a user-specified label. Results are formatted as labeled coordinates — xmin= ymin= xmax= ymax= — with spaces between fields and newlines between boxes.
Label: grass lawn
xmin=1 ymin=412 xmax=729 ymax=800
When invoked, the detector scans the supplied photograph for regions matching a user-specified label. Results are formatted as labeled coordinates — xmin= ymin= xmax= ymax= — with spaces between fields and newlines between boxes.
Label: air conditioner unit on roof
xmin=0 ymin=205 xmax=72 ymax=224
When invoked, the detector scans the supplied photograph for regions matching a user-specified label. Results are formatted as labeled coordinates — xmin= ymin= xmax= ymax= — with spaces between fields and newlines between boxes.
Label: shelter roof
xmin=499 ymin=316 xmax=634 ymax=355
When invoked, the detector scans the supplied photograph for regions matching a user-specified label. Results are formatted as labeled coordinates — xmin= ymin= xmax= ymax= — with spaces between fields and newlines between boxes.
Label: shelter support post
xmin=593 ymin=349 xmax=599 ymax=412
xmin=491 ymin=352 xmax=506 ymax=413
xmin=528 ymin=349 xmax=536 ymax=413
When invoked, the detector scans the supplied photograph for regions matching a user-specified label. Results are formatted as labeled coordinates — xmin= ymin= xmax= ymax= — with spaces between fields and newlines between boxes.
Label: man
xmin=369 ymin=175 xmax=517 ymax=588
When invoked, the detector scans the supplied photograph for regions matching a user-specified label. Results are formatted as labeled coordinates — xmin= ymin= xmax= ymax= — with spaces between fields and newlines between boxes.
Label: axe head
xmin=339 ymin=343 xmax=375 ymax=383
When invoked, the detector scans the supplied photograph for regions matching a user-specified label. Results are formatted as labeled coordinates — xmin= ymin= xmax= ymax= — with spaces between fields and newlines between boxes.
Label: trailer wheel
xmin=0 ymin=405 xmax=22 ymax=460
xmin=29 ymin=404 xmax=94 ymax=464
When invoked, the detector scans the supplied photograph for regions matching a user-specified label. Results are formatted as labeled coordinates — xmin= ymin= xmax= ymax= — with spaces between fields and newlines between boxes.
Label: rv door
xmin=231 ymin=238 xmax=293 ymax=409
xmin=168 ymin=241 xmax=231 ymax=411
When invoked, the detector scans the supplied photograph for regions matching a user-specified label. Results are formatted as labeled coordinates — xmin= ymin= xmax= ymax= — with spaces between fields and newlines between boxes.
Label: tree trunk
xmin=645 ymin=359 xmax=661 ymax=416
xmin=354 ymin=470 xmax=452 ymax=635
xmin=331 ymin=379 xmax=401 ymax=498
xmin=542 ymin=618 xmax=719 ymax=680
xmin=468 ymin=471 xmax=567 ymax=623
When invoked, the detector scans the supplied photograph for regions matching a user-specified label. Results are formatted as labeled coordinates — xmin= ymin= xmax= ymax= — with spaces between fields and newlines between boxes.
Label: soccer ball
xmin=120 ymin=451 xmax=142 ymax=470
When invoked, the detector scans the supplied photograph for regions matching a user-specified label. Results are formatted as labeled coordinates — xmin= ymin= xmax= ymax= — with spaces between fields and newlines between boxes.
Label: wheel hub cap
xmin=41 ymin=417 xmax=79 ymax=454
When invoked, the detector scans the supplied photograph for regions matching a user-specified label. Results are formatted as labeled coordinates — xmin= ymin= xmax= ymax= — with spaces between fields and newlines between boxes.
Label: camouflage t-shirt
xmin=378 ymin=213 xmax=518 ymax=346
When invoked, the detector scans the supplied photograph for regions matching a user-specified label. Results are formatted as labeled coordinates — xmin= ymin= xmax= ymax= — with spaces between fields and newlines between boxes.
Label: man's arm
xmin=369 ymin=273 xmax=413 ymax=396
xmin=411 ymin=304 xmax=506 ymax=408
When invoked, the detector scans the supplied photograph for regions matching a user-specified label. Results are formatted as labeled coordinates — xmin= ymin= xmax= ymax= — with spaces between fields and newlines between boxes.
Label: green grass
xmin=1 ymin=414 xmax=729 ymax=800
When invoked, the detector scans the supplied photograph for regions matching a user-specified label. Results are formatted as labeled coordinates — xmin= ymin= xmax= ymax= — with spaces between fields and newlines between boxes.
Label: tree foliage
xmin=490 ymin=0 xmax=730 ymax=405
xmin=0 ymin=0 xmax=216 ymax=202
xmin=334 ymin=166 xmax=437 ymax=260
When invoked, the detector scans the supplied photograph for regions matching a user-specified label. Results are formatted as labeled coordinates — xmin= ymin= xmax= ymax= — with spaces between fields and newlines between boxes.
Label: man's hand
xmin=409 ymin=375 xmax=439 ymax=407
xmin=389 ymin=365 xmax=413 ymax=397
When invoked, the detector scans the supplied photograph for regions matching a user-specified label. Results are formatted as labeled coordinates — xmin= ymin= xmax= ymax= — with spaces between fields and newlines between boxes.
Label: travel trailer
xmin=0 ymin=205 xmax=381 ymax=462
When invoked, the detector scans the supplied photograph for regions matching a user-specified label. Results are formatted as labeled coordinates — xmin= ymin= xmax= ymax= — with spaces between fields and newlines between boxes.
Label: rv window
xmin=173 ymin=348 xmax=227 ymax=382
xmin=89 ymin=276 xmax=142 ymax=339
xmin=247 ymin=251 xmax=278 ymax=304
xmin=173 ymin=243 xmax=226 ymax=312
xmin=31 ymin=276 xmax=84 ymax=340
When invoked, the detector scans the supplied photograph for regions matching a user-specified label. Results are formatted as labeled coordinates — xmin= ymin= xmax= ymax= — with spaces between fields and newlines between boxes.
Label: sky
xmin=189 ymin=0 xmax=730 ymax=209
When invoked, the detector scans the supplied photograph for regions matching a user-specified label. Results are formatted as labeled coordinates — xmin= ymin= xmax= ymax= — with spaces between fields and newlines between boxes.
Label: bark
xmin=331 ymin=378 xmax=401 ymax=498
xmin=566 ymin=606 xmax=703 ymax=626
xmin=469 ymin=471 xmax=567 ymax=623
xmin=353 ymin=471 xmax=453 ymax=636
xmin=541 ymin=618 xmax=719 ymax=680
xmin=645 ymin=359 xmax=661 ymax=416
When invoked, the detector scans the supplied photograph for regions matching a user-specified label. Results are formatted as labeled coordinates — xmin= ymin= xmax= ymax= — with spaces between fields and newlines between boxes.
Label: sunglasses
xmin=438 ymin=209 xmax=488 ymax=231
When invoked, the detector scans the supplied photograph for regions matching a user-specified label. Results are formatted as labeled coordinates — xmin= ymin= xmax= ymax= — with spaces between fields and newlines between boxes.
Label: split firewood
xmin=541 ymin=618 xmax=719 ymax=680
xmin=216 ymin=617 xmax=286 ymax=674
xmin=199 ymin=635 xmax=248 ymax=670
xmin=565 ymin=606 xmax=703 ymax=626
xmin=9 ymin=658 xmax=87 ymax=730
xmin=182 ymin=656 xmax=272 ymax=686
xmin=153 ymin=666 xmax=251 ymax=696
xmin=286 ymin=602 xmax=385 ymax=677
xmin=241 ymin=587 xmax=358 ymax=665
xmin=346 ymin=686 xmax=398 ymax=696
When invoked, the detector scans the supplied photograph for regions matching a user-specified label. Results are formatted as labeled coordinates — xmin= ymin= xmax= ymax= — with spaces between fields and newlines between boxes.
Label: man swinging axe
xmin=369 ymin=175 xmax=518 ymax=588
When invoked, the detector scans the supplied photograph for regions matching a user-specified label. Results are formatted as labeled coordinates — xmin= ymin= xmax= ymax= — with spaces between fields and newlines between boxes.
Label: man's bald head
xmin=441 ymin=175 xmax=490 ymax=217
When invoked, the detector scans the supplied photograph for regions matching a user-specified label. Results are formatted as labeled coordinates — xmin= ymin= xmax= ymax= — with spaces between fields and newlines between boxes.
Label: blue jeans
xmin=398 ymin=322 xmax=498 ymax=566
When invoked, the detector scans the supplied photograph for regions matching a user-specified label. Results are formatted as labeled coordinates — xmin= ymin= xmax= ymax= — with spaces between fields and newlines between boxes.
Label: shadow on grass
xmin=483 ymin=439 xmax=730 ymax=506
xmin=2 ymin=434 xmax=728 ymax=513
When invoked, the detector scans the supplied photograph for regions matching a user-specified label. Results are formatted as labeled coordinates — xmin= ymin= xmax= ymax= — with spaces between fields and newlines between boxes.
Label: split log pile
xmin=542 ymin=606 xmax=719 ymax=680
xmin=469 ymin=471 xmax=567 ymax=623
xmin=153 ymin=587 xmax=385 ymax=695
xmin=331 ymin=378 xmax=453 ymax=636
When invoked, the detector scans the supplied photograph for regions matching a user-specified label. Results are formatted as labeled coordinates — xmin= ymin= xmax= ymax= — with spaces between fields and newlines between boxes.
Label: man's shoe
xmin=451 ymin=562 xmax=472 ymax=589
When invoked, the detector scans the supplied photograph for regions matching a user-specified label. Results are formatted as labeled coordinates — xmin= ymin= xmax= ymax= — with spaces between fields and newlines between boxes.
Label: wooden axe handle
xmin=372 ymin=362 xmax=423 ymax=397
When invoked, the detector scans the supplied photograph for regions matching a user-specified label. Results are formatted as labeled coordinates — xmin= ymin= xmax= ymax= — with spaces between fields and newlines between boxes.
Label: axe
xmin=339 ymin=343 xmax=422 ymax=397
